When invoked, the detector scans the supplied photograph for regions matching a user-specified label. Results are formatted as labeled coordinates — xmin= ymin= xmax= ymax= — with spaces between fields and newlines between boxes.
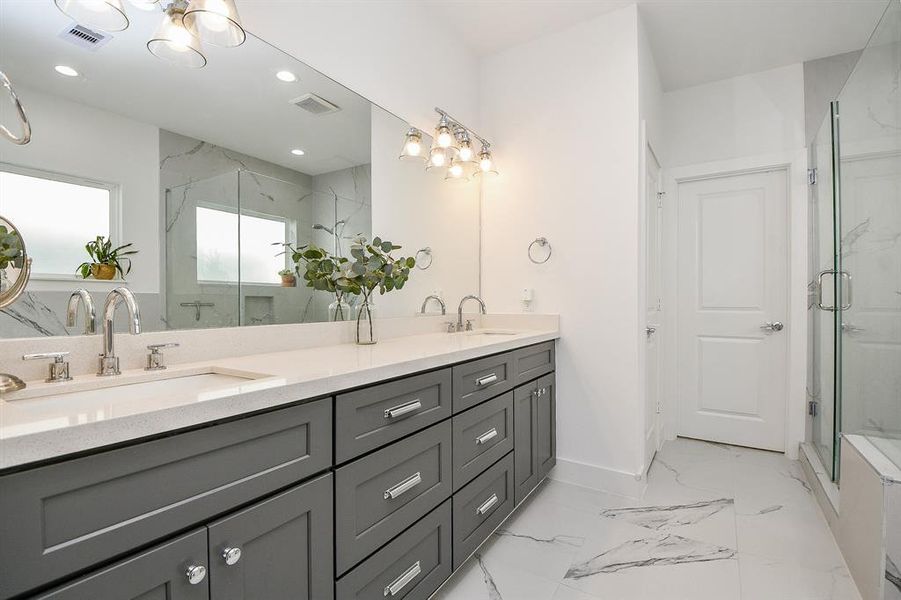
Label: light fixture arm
xmin=434 ymin=107 xmax=491 ymax=148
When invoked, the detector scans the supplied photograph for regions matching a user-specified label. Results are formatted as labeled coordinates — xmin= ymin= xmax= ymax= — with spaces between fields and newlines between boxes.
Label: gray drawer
xmin=336 ymin=500 xmax=452 ymax=600
xmin=513 ymin=341 xmax=555 ymax=385
xmin=452 ymin=352 xmax=514 ymax=413
xmin=452 ymin=392 xmax=514 ymax=490
xmin=34 ymin=529 xmax=209 ymax=600
xmin=0 ymin=398 xmax=332 ymax=599
xmin=452 ymin=452 xmax=515 ymax=569
xmin=336 ymin=369 xmax=452 ymax=463
xmin=335 ymin=421 xmax=452 ymax=574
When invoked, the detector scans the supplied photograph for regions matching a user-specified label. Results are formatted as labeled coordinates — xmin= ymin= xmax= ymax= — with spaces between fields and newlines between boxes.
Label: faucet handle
xmin=465 ymin=319 xmax=474 ymax=331
xmin=146 ymin=343 xmax=179 ymax=371
xmin=23 ymin=352 xmax=72 ymax=383
xmin=445 ymin=321 xmax=457 ymax=334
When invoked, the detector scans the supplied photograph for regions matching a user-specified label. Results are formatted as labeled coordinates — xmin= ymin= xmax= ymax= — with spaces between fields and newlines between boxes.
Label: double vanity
xmin=0 ymin=326 xmax=558 ymax=600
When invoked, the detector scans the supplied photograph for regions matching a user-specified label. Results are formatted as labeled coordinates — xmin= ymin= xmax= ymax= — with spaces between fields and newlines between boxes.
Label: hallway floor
xmin=432 ymin=438 xmax=860 ymax=600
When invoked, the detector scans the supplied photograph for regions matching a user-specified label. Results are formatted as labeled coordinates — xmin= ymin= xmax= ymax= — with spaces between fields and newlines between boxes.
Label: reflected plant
xmin=77 ymin=236 xmax=137 ymax=279
xmin=0 ymin=225 xmax=24 ymax=270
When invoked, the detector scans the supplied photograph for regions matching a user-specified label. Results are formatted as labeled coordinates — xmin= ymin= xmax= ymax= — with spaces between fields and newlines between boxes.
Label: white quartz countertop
xmin=0 ymin=328 xmax=558 ymax=471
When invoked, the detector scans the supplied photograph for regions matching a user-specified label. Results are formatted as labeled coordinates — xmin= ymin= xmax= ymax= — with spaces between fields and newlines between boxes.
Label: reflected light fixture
xmin=276 ymin=70 xmax=297 ymax=83
xmin=456 ymin=128 xmax=474 ymax=163
xmin=291 ymin=148 xmax=305 ymax=156
xmin=147 ymin=4 xmax=207 ymax=68
xmin=434 ymin=114 xmax=456 ymax=150
xmin=54 ymin=0 xmax=130 ymax=32
xmin=427 ymin=146 xmax=449 ymax=169
xmin=399 ymin=128 xmax=426 ymax=161
xmin=182 ymin=0 xmax=246 ymax=48
xmin=444 ymin=158 xmax=469 ymax=183
xmin=54 ymin=65 xmax=80 ymax=77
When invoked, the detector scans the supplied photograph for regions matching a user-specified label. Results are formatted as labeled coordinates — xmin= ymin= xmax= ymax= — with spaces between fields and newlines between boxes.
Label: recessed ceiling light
xmin=276 ymin=70 xmax=297 ymax=83
xmin=54 ymin=65 xmax=79 ymax=77
xmin=290 ymin=149 xmax=305 ymax=156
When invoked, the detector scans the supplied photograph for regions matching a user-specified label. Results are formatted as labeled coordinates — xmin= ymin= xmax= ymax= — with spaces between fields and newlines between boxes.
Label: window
xmin=0 ymin=166 xmax=118 ymax=278
xmin=196 ymin=206 xmax=288 ymax=285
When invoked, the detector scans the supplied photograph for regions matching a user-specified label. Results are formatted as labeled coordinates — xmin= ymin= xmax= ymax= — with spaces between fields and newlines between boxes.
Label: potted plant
xmin=278 ymin=268 xmax=297 ymax=287
xmin=276 ymin=241 xmax=349 ymax=321
xmin=76 ymin=236 xmax=137 ymax=280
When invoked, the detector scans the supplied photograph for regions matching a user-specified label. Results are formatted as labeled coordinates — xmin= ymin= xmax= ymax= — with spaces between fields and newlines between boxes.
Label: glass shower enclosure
xmin=809 ymin=0 xmax=901 ymax=480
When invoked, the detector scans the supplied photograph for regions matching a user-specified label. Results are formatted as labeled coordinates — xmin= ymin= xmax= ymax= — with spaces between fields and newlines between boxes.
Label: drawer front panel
xmin=335 ymin=421 xmax=452 ymax=574
xmin=452 ymin=392 xmax=514 ymax=491
xmin=336 ymin=369 xmax=452 ymax=463
xmin=35 ymin=528 xmax=209 ymax=600
xmin=452 ymin=353 xmax=514 ymax=413
xmin=335 ymin=500 xmax=452 ymax=600
xmin=207 ymin=473 xmax=334 ymax=600
xmin=513 ymin=342 xmax=555 ymax=385
xmin=0 ymin=398 xmax=332 ymax=599
xmin=452 ymin=452 xmax=515 ymax=569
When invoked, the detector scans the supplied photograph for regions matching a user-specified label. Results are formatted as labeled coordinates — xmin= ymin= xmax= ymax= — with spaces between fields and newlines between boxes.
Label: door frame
xmin=660 ymin=150 xmax=808 ymax=459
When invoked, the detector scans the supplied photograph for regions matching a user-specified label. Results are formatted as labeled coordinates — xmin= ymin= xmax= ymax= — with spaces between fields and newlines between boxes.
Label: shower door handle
xmin=815 ymin=270 xmax=852 ymax=311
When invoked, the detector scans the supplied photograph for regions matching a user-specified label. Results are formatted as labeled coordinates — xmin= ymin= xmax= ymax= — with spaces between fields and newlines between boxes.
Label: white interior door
xmin=645 ymin=149 xmax=663 ymax=470
xmin=677 ymin=169 xmax=789 ymax=451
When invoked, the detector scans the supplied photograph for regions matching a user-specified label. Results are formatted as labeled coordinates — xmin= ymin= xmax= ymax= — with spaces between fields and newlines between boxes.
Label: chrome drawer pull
xmin=384 ymin=399 xmax=422 ymax=419
xmin=384 ymin=472 xmax=422 ymax=500
xmin=384 ymin=560 xmax=421 ymax=596
xmin=475 ymin=428 xmax=498 ymax=445
xmin=476 ymin=493 xmax=499 ymax=516
xmin=476 ymin=373 xmax=498 ymax=386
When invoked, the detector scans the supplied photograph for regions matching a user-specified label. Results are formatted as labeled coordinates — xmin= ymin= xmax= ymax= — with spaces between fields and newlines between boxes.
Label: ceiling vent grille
xmin=291 ymin=93 xmax=340 ymax=115
xmin=59 ymin=23 xmax=112 ymax=51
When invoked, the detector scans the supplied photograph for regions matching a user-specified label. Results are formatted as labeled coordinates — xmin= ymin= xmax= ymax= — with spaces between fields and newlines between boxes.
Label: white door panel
xmin=645 ymin=149 xmax=662 ymax=471
xmin=677 ymin=169 xmax=789 ymax=451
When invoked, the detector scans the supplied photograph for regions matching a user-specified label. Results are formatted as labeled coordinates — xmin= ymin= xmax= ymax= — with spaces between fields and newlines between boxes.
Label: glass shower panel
xmin=837 ymin=0 xmax=901 ymax=470
xmin=165 ymin=171 xmax=240 ymax=329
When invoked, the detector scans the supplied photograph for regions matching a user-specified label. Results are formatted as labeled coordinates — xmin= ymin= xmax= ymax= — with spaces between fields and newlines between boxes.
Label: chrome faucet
xmin=457 ymin=295 xmax=486 ymax=332
xmin=99 ymin=287 xmax=141 ymax=376
xmin=420 ymin=294 xmax=447 ymax=315
xmin=66 ymin=289 xmax=96 ymax=334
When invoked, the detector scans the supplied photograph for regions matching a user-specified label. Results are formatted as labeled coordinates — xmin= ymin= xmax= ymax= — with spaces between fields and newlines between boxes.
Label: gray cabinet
xmin=452 ymin=392 xmax=514 ymax=490
xmin=452 ymin=452 xmax=514 ymax=569
xmin=451 ymin=352 xmax=514 ymax=413
xmin=0 ymin=398 xmax=332 ymax=600
xmin=35 ymin=529 xmax=209 ymax=600
xmin=336 ymin=369 xmax=452 ymax=463
xmin=512 ymin=342 xmax=555 ymax=386
xmin=514 ymin=373 xmax=556 ymax=504
xmin=207 ymin=473 xmax=334 ymax=600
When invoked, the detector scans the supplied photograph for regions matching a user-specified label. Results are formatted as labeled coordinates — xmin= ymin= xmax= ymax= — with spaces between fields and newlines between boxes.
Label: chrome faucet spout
xmin=66 ymin=289 xmax=96 ymax=335
xmin=99 ymin=287 xmax=141 ymax=376
xmin=420 ymin=294 xmax=447 ymax=315
xmin=456 ymin=294 xmax=486 ymax=331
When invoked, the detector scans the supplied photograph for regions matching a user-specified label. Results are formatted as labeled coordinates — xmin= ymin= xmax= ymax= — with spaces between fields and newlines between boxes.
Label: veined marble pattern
xmin=432 ymin=438 xmax=861 ymax=600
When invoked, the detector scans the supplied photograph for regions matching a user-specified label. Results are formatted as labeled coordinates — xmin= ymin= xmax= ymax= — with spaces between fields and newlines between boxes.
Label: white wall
xmin=238 ymin=1 xmax=481 ymax=135
xmin=0 ymin=86 xmax=160 ymax=294
xmin=480 ymin=5 xmax=646 ymax=495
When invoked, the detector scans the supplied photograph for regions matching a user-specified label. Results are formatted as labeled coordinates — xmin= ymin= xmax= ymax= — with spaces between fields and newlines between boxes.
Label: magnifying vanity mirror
xmin=0 ymin=2 xmax=480 ymax=339
xmin=0 ymin=214 xmax=30 ymax=391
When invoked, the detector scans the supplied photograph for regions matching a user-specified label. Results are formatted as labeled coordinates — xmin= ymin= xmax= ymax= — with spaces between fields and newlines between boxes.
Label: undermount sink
xmin=462 ymin=329 xmax=520 ymax=336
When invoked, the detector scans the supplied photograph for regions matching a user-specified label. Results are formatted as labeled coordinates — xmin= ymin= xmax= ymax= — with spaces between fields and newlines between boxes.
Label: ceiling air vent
xmin=59 ymin=23 xmax=112 ymax=51
xmin=291 ymin=93 xmax=340 ymax=116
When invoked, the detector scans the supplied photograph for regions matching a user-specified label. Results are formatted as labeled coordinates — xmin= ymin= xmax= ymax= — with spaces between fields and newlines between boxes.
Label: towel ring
xmin=0 ymin=71 xmax=31 ymax=146
xmin=415 ymin=247 xmax=433 ymax=270
xmin=528 ymin=237 xmax=551 ymax=264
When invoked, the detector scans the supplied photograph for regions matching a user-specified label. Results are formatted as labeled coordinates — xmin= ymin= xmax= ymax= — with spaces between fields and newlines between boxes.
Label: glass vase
xmin=354 ymin=297 xmax=378 ymax=345
xmin=328 ymin=295 xmax=351 ymax=322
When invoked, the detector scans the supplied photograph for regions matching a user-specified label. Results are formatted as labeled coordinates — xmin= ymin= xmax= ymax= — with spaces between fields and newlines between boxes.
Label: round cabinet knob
xmin=222 ymin=546 xmax=242 ymax=566
xmin=185 ymin=564 xmax=206 ymax=585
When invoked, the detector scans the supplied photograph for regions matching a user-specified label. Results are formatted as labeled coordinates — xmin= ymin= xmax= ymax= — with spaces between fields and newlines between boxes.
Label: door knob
xmin=645 ymin=325 xmax=658 ymax=338
xmin=760 ymin=321 xmax=784 ymax=332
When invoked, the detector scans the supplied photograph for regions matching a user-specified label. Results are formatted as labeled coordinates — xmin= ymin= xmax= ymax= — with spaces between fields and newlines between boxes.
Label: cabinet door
xmin=35 ymin=529 xmax=209 ymax=600
xmin=536 ymin=373 xmax=557 ymax=480
xmin=513 ymin=384 xmax=538 ymax=505
xmin=207 ymin=473 xmax=333 ymax=600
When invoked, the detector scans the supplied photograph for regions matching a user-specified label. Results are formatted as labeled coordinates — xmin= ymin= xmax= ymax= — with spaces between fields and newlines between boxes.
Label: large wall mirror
xmin=0 ymin=2 xmax=480 ymax=337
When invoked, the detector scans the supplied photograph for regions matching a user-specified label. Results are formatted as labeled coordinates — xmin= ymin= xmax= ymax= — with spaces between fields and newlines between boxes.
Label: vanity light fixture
xmin=147 ymin=4 xmax=207 ymax=69
xmin=399 ymin=128 xmax=426 ymax=161
xmin=54 ymin=0 xmax=130 ymax=32
xmin=53 ymin=65 xmax=80 ymax=77
xmin=444 ymin=158 xmax=469 ymax=183
xmin=433 ymin=114 xmax=456 ymax=150
xmin=182 ymin=0 xmax=246 ymax=48
xmin=475 ymin=144 xmax=498 ymax=177
xmin=455 ymin=128 xmax=474 ymax=162
xmin=291 ymin=148 xmax=305 ymax=156
xmin=276 ymin=70 xmax=298 ymax=83
xmin=427 ymin=146 xmax=450 ymax=168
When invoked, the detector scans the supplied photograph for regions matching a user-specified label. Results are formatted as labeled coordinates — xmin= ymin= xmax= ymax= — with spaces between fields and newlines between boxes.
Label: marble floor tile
xmin=432 ymin=439 xmax=859 ymax=600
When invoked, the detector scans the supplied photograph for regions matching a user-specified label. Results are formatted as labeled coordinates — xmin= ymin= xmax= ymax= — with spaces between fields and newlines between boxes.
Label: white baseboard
xmin=549 ymin=457 xmax=645 ymax=498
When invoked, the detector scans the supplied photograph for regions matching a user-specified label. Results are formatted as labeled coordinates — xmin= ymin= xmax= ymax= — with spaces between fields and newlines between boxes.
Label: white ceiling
xmin=422 ymin=0 xmax=890 ymax=91
xmin=0 ymin=1 xmax=376 ymax=175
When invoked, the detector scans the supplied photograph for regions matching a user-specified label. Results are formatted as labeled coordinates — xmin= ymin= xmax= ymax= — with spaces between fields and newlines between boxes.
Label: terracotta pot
xmin=91 ymin=263 xmax=117 ymax=280
xmin=280 ymin=274 xmax=296 ymax=287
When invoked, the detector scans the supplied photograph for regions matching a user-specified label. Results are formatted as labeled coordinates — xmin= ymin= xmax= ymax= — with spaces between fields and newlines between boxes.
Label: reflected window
xmin=196 ymin=206 xmax=288 ymax=285
xmin=0 ymin=167 xmax=117 ymax=279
